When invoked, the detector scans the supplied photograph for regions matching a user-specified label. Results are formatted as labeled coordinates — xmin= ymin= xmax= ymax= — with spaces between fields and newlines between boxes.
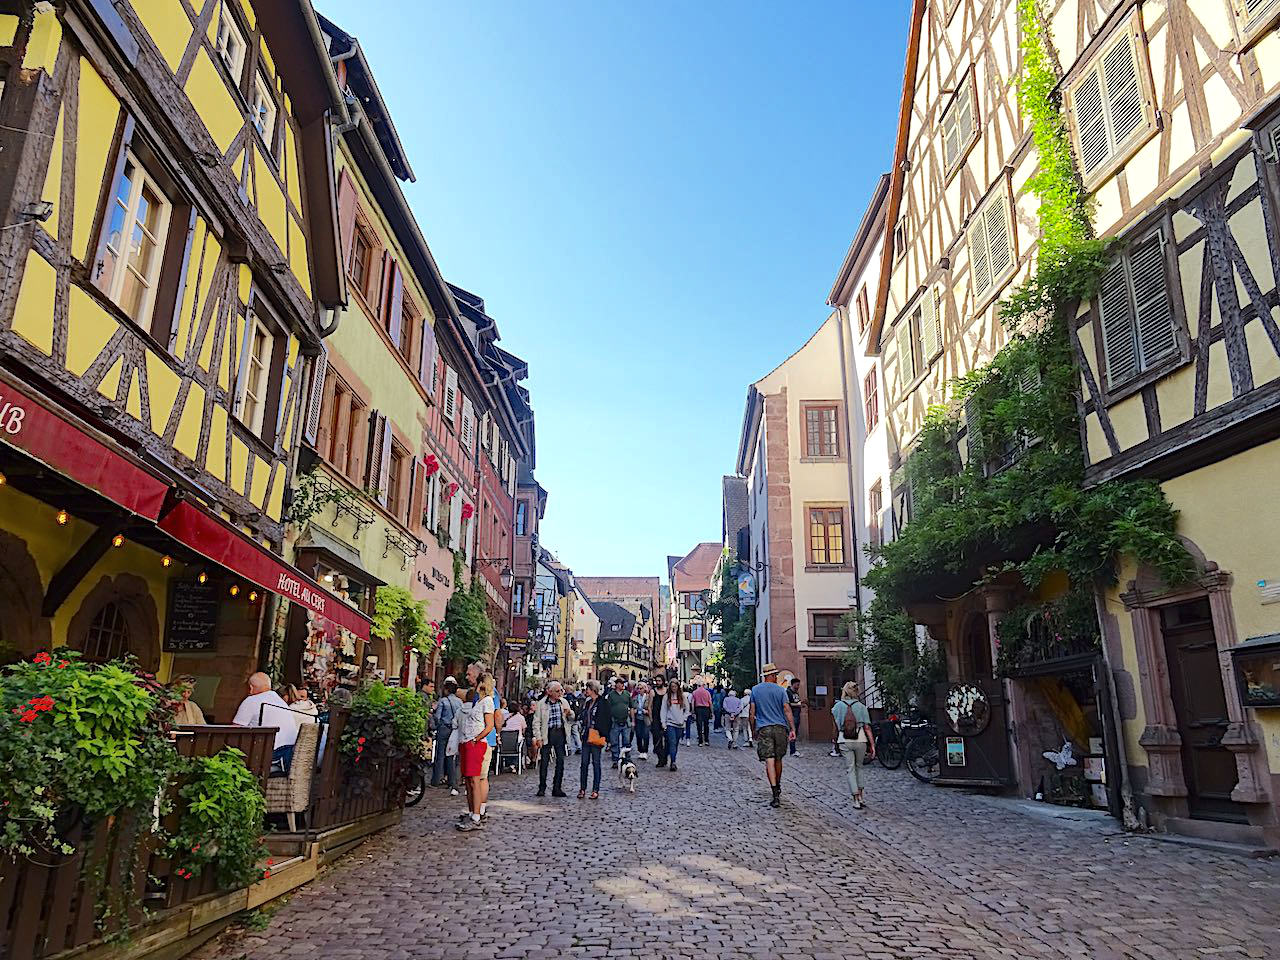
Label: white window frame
xmin=968 ymin=184 xmax=1015 ymax=305
xmin=236 ymin=309 xmax=275 ymax=437
xmin=213 ymin=0 xmax=247 ymax=83
xmin=102 ymin=150 xmax=173 ymax=325
xmin=251 ymin=72 xmax=279 ymax=154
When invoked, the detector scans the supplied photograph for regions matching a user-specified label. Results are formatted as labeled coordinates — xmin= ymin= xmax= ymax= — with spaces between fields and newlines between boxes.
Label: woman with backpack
xmin=831 ymin=681 xmax=875 ymax=808
xmin=430 ymin=678 xmax=462 ymax=794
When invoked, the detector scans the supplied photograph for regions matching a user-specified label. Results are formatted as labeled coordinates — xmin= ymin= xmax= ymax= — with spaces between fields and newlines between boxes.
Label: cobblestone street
xmin=196 ymin=735 xmax=1280 ymax=960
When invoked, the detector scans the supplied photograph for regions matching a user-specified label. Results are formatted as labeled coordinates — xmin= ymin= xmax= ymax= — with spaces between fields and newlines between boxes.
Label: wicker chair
xmin=265 ymin=721 xmax=320 ymax=832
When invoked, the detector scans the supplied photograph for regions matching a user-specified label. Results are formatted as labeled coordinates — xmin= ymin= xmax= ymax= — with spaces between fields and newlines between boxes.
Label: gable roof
xmin=576 ymin=577 xmax=660 ymax=602
xmin=671 ymin=543 xmax=722 ymax=592
xmin=592 ymin=601 xmax=636 ymax=642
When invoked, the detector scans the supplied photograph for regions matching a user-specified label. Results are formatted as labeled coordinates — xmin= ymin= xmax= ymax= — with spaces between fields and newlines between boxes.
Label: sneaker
xmin=449 ymin=788 xmax=459 ymax=797
xmin=669 ymin=763 xmax=678 ymax=772
xmin=536 ymin=788 xmax=546 ymax=797
xmin=637 ymin=753 xmax=648 ymax=760
xmin=456 ymin=818 xmax=482 ymax=832
xmin=655 ymin=760 xmax=667 ymax=769
xmin=791 ymin=751 xmax=802 ymax=758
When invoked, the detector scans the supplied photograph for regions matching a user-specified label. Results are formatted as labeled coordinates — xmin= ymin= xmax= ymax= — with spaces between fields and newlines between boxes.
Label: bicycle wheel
xmin=905 ymin=735 xmax=940 ymax=784
xmin=878 ymin=736 xmax=905 ymax=769
xmin=404 ymin=768 xmax=426 ymax=807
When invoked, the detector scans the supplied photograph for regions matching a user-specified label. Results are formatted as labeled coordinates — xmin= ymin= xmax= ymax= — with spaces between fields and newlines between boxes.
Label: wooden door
xmin=1160 ymin=599 xmax=1244 ymax=823
xmin=806 ymin=658 xmax=861 ymax=742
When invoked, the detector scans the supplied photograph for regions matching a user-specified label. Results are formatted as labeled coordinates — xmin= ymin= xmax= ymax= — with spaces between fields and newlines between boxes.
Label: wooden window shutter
xmin=1130 ymin=231 xmax=1176 ymax=369
xmin=460 ymin=397 xmax=474 ymax=449
xmin=303 ymin=347 xmax=328 ymax=446
xmin=1242 ymin=0 xmax=1280 ymax=24
xmin=919 ymin=287 xmax=942 ymax=361
xmin=895 ymin=320 xmax=915 ymax=391
xmin=1098 ymin=260 xmax=1139 ymax=388
xmin=448 ymin=490 xmax=462 ymax=548
xmin=969 ymin=209 xmax=992 ymax=298
xmin=1101 ymin=33 xmax=1144 ymax=153
xmin=1071 ymin=68 xmax=1110 ymax=177
xmin=444 ymin=367 xmax=458 ymax=422
xmin=941 ymin=72 xmax=974 ymax=172
xmin=385 ymin=259 xmax=404 ymax=348
xmin=367 ymin=411 xmax=391 ymax=502
xmin=410 ymin=458 xmax=426 ymax=531
xmin=336 ymin=170 xmax=358 ymax=268
xmin=984 ymin=195 xmax=1012 ymax=282
xmin=418 ymin=317 xmax=438 ymax=397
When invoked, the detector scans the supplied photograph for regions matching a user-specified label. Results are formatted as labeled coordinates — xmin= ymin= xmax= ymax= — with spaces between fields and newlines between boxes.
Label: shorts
xmin=481 ymin=742 xmax=493 ymax=778
xmin=755 ymin=724 xmax=789 ymax=760
xmin=459 ymin=740 xmax=487 ymax=778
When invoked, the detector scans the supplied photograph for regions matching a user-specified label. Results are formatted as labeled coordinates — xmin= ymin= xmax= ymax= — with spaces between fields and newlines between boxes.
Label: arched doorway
xmin=0 ymin=530 xmax=51 ymax=663
xmin=67 ymin=575 xmax=159 ymax=672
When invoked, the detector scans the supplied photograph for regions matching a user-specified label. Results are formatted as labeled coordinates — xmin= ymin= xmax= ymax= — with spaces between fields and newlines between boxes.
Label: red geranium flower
xmin=28 ymin=695 xmax=54 ymax=712
xmin=57 ymin=661 xmax=69 ymax=669
xmin=33 ymin=652 xmax=51 ymax=666
xmin=18 ymin=710 xmax=38 ymax=723
xmin=357 ymin=737 xmax=366 ymax=744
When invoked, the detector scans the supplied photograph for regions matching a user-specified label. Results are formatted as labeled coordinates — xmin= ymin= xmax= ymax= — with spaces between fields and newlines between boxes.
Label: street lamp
xmin=476 ymin=557 xmax=515 ymax=591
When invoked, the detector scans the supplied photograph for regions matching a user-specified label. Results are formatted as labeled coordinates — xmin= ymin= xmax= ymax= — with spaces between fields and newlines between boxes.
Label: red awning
xmin=0 ymin=376 xmax=169 ymax=519
xmin=158 ymin=501 xmax=372 ymax=640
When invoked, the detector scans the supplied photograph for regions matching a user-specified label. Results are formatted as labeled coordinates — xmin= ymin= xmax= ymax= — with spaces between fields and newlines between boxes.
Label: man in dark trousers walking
xmin=531 ymin=681 xmax=574 ymax=797
xmin=650 ymin=675 xmax=670 ymax=768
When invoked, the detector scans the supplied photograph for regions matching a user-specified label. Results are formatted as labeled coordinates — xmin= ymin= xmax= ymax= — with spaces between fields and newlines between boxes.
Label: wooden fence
xmin=308 ymin=709 xmax=405 ymax=831
xmin=0 ymin=727 xmax=274 ymax=960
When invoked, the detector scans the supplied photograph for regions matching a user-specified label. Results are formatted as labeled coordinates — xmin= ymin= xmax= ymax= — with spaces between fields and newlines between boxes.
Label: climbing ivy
xmin=860 ymin=0 xmax=1193 ymax=673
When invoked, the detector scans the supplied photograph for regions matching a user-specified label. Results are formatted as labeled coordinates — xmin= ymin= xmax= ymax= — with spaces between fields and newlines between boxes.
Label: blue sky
xmin=320 ymin=1 xmax=909 ymax=579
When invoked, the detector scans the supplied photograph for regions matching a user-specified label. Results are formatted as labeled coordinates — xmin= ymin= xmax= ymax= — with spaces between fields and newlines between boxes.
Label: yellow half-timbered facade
xmin=0 ymin=0 xmax=360 ymax=724
xmin=871 ymin=0 xmax=1280 ymax=847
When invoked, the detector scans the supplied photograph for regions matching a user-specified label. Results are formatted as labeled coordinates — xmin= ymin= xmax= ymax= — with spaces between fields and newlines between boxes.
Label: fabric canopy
xmin=0 ymin=376 xmax=169 ymax=519
xmin=158 ymin=501 xmax=372 ymax=640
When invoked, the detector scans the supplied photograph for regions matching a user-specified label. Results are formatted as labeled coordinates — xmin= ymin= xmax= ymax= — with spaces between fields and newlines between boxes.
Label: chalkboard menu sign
xmin=164 ymin=579 xmax=221 ymax=653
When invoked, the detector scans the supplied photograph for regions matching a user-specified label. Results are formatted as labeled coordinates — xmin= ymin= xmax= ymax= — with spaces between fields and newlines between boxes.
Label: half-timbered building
xmin=1058 ymin=0 xmax=1280 ymax=847
xmin=0 ymin=0 xmax=372 ymax=723
xmin=872 ymin=0 xmax=1280 ymax=847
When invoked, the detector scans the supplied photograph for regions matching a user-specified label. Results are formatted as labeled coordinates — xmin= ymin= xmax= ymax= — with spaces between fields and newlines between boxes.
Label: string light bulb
xmin=197 ymin=571 xmax=208 ymax=584
xmin=110 ymin=533 xmax=124 ymax=548
xmin=0 ymin=470 xmax=7 ymax=485
xmin=229 ymin=584 xmax=240 ymax=597
xmin=55 ymin=508 xmax=68 ymax=525
xmin=161 ymin=555 xmax=172 ymax=567
xmin=248 ymin=590 xmax=258 ymax=602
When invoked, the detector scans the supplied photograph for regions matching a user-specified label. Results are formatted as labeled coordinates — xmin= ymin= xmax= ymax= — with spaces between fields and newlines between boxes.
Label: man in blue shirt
xmin=748 ymin=663 xmax=796 ymax=808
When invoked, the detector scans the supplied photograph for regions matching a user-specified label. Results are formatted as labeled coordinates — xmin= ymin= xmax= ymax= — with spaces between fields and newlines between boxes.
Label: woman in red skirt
xmin=456 ymin=673 xmax=495 ymax=832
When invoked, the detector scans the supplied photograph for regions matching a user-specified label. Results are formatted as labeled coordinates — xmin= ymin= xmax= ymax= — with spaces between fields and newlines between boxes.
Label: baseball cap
xmin=444 ymin=675 xmax=457 ymax=684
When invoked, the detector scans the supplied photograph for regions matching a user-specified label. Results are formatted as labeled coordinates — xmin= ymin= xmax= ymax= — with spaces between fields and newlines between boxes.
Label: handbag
xmin=587 ymin=728 xmax=606 ymax=748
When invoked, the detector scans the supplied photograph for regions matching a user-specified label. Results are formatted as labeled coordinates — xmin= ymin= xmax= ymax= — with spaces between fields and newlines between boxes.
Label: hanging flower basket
xmin=445 ymin=482 xmax=459 ymax=500
xmin=423 ymin=455 xmax=440 ymax=477
xmin=461 ymin=502 xmax=474 ymax=521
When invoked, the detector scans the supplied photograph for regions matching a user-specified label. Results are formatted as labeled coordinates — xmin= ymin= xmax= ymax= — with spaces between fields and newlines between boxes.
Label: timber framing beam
xmin=42 ymin=515 xmax=129 ymax=617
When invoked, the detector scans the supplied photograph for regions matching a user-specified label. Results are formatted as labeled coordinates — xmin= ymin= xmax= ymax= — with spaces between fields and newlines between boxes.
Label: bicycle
xmin=904 ymin=718 xmax=940 ymax=784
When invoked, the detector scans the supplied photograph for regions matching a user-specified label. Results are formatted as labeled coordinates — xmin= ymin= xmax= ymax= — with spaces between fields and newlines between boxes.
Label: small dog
xmin=617 ymin=746 xmax=638 ymax=793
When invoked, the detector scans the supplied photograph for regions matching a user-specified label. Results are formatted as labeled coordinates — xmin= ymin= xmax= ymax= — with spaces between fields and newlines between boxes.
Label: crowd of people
xmin=414 ymin=663 xmax=877 ymax=830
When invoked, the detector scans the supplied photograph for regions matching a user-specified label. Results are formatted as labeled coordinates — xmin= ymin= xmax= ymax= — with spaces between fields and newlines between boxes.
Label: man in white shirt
xmin=233 ymin=672 xmax=300 ymax=771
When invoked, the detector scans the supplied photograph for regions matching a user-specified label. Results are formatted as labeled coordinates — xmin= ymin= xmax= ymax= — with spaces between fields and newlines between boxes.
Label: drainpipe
xmin=836 ymin=305 xmax=863 ymax=617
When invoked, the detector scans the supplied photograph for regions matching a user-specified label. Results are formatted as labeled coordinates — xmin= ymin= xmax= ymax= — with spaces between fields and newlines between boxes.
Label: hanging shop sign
xmin=737 ymin=568 xmax=757 ymax=608
xmin=163 ymin=578 xmax=221 ymax=652
xmin=946 ymin=737 xmax=966 ymax=767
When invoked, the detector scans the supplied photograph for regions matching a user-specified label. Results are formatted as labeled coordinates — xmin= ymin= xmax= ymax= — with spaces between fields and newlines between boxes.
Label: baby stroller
xmin=496 ymin=728 xmax=525 ymax=774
